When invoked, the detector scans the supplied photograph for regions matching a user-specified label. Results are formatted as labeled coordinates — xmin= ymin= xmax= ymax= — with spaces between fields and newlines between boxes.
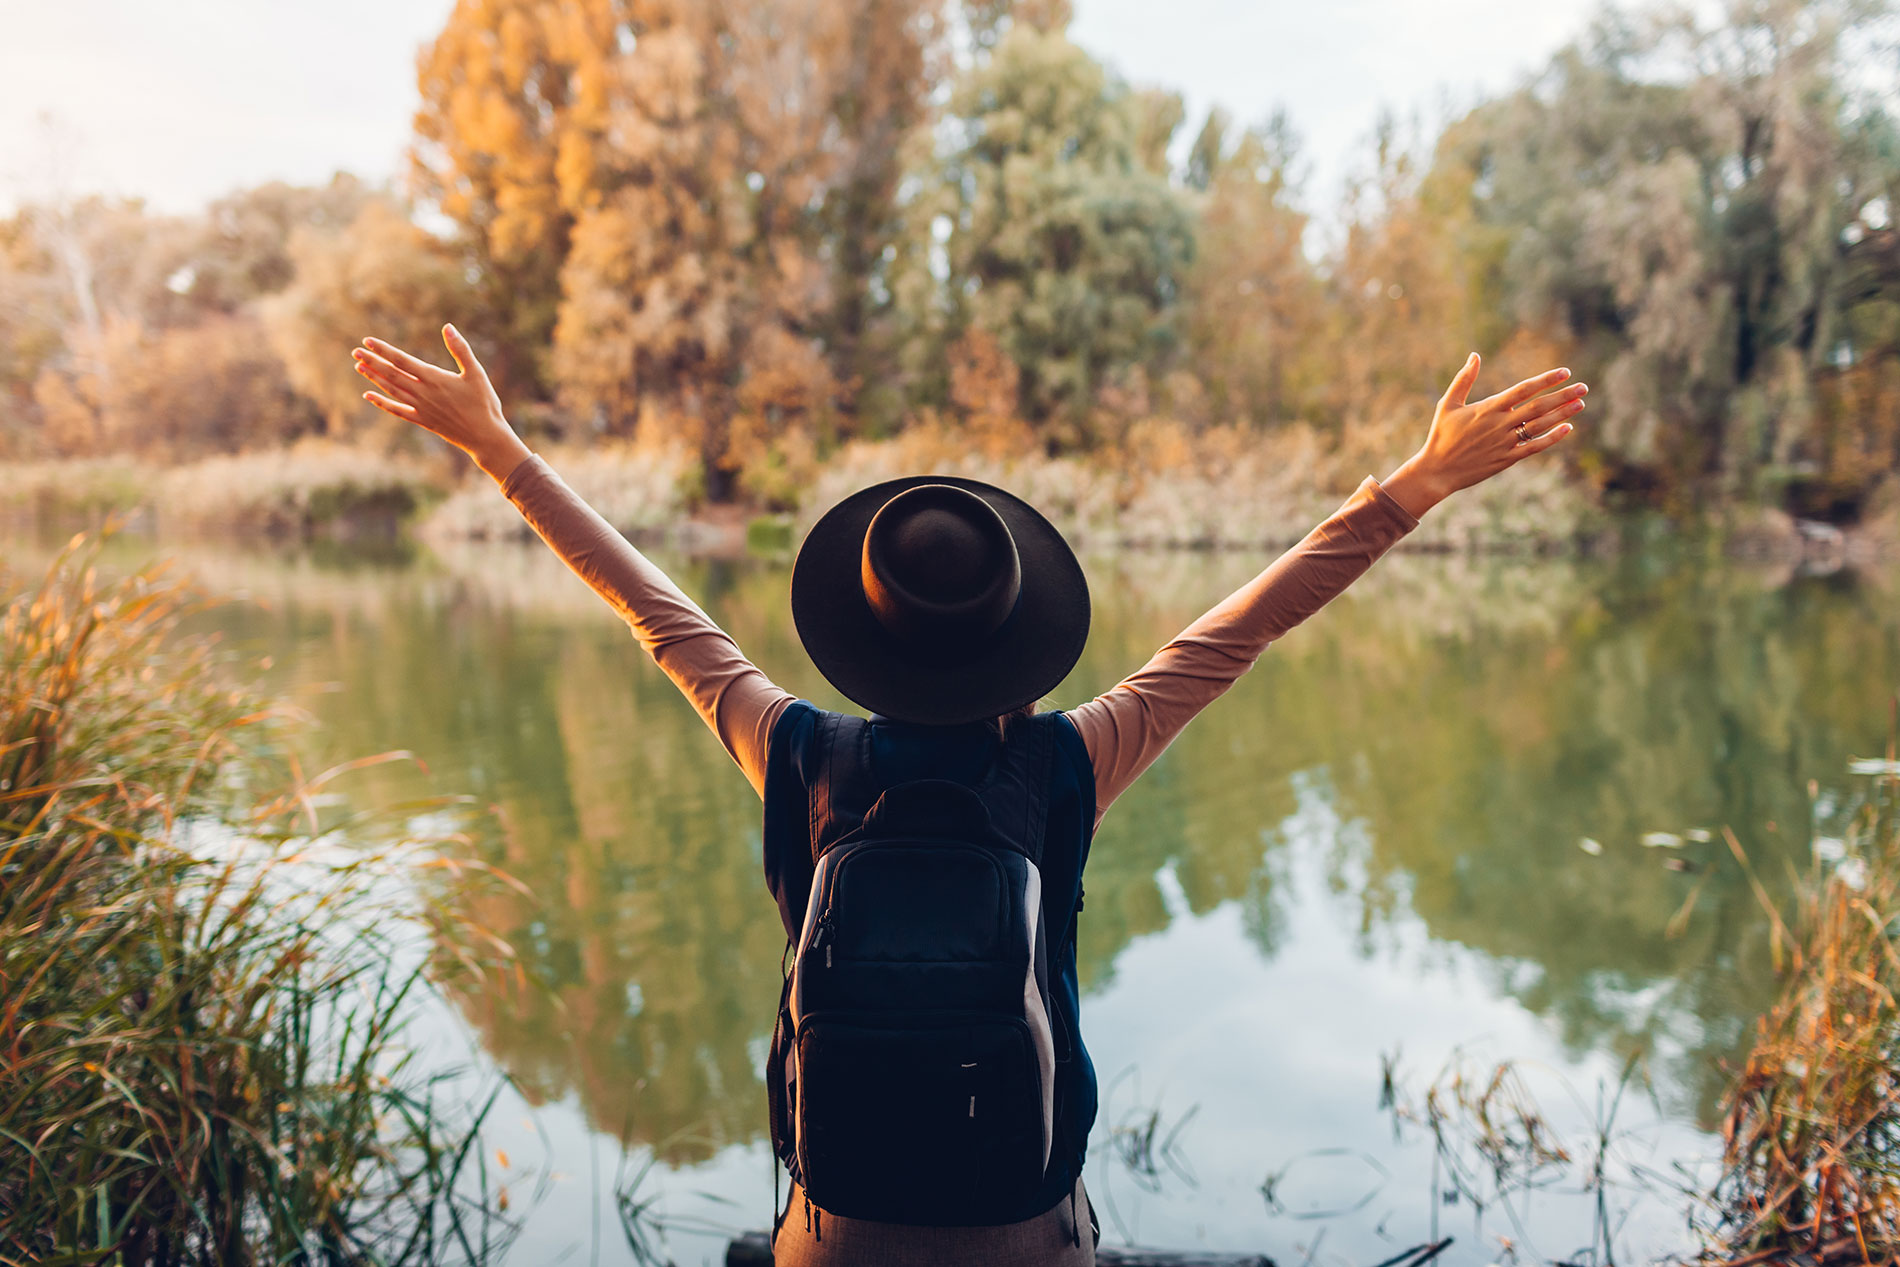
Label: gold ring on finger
xmin=1513 ymin=422 xmax=1529 ymax=445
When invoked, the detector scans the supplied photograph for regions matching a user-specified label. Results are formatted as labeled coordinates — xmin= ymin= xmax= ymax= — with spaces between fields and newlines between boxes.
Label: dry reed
xmin=0 ymin=529 xmax=518 ymax=1265
xmin=1706 ymin=717 xmax=1900 ymax=1264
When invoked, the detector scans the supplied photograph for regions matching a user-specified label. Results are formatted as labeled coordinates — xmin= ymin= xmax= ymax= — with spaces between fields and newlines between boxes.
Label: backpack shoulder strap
xmin=981 ymin=715 xmax=1057 ymax=868
xmin=809 ymin=711 xmax=874 ymax=865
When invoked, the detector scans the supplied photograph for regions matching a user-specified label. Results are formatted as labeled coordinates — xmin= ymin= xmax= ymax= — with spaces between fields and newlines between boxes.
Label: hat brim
xmin=791 ymin=475 xmax=1091 ymax=726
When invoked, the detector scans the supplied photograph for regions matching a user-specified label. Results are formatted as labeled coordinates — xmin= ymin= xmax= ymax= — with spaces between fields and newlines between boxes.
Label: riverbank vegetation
xmin=0 ymin=533 xmax=517 ymax=1264
xmin=1706 ymin=743 xmax=1900 ymax=1262
xmin=6 ymin=0 xmax=1900 ymax=548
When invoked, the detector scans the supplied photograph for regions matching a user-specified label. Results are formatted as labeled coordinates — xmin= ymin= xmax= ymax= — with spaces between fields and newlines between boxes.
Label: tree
xmin=813 ymin=0 xmax=952 ymax=430
xmin=1426 ymin=0 xmax=1900 ymax=509
xmin=542 ymin=0 xmax=841 ymax=496
xmin=32 ymin=312 xmax=318 ymax=459
xmin=263 ymin=199 xmax=479 ymax=439
xmin=413 ymin=0 xmax=947 ymax=495
xmin=5 ymin=185 xmax=362 ymax=459
xmin=1180 ymin=109 xmax=1325 ymax=429
xmin=892 ymin=24 xmax=1196 ymax=444
xmin=411 ymin=0 xmax=601 ymax=397
xmin=0 ymin=212 xmax=68 ymax=453
xmin=159 ymin=177 xmax=376 ymax=323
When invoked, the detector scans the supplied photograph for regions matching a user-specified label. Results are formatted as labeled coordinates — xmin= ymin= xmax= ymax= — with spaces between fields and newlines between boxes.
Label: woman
xmin=350 ymin=327 xmax=1583 ymax=1265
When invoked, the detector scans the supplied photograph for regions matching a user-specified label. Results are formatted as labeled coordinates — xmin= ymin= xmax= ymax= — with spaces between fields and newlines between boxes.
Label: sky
xmin=0 ymin=0 xmax=1609 ymax=219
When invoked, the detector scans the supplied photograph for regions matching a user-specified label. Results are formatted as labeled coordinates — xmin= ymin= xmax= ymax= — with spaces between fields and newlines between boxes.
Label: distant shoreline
xmin=2 ymin=445 xmax=1891 ymax=569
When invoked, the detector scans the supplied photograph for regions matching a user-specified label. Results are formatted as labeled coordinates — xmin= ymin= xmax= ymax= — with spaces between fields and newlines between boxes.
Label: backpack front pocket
xmin=793 ymin=1010 xmax=1045 ymax=1225
xmin=824 ymin=843 xmax=1012 ymax=962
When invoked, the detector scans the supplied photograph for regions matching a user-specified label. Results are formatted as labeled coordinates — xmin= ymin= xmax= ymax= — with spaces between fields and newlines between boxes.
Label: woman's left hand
xmin=351 ymin=325 xmax=530 ymax=483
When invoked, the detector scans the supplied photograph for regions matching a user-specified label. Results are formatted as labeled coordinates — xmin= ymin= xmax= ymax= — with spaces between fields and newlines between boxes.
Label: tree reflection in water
xmin=157 ymin=536 xmax=1898 ymax=1158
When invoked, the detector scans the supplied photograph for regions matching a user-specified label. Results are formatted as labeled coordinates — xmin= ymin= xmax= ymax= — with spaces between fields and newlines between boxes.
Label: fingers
xmin=1512 ymin=382 xmax=1588 ymax=429
xmin=441 ymin=323 xmax=485 ymax=379
xmin=1485 ymin=366 xmax=1572 ymax=412
xmin=353 ymin=346 xmax=419 ymax=388
xmin=1441 ymin=352 xmax=1481 ymax=408
xmin=1512 ymin=419 xmax=1575 ymax=458
xmin=362 ymin=335 xmax=446 ymax=381
xmin=362 ymin=390 xmax=417 ymax=421
xmin=353 ymin=355 xmax=417 ymax=404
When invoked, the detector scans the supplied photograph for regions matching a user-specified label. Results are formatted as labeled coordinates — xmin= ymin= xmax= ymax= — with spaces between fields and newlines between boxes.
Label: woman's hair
xmin=991 ymin=699 xmax=1039 ymax=741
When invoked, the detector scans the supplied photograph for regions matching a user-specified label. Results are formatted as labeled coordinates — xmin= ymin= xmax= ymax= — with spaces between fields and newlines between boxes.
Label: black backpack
xmin=767 ymin=723 xmax=1059 ymax=1227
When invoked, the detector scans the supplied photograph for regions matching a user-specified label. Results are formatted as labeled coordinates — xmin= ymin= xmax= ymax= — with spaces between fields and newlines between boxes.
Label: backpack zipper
xmin=811 ymin=903 xmax=835 ymax=968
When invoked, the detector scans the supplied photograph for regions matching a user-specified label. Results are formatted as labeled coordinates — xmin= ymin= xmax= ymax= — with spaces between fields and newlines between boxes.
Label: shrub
xmin=0 ymin=457 xmax=150 ymax=522
xmin=417 ymin=439 xmax=694 ymax=544
xmin=157 ymin=440 xmax=444 ymax=537
xmin=799 ymin=417 xmax=1604 ymax=552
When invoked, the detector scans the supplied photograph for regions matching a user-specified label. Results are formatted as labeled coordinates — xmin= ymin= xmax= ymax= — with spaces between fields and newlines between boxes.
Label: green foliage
xmin=0 ymin=534 xmax=516 ymax=1264
xmin=15 ymin=0 xmax=1900 ymax=516
xmin=891 ymin=24 xmax=1196 ymax=442
xmin=1430 ymin=0 xmax=1900 ymax=510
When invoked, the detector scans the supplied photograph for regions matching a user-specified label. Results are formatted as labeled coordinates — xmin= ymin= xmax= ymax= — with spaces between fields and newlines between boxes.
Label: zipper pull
xmin=811 ymin=906 xmax=835 ymax=967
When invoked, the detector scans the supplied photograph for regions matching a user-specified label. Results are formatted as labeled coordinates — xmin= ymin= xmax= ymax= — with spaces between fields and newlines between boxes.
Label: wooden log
xmin=724 ymin=1230 xmax=1278 ymax=1265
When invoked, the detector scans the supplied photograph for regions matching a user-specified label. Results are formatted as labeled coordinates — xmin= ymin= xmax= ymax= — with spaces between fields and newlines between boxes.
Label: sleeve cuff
xmin=499 ymin=450 xmax=545 ymax=501
xmin=1362 ymin=475 xmax=1421 ymax=533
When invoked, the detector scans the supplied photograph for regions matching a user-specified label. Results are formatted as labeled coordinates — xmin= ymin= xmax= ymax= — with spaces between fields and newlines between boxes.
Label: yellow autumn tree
xmin=411 ymin=0 xmax=610 ymax=396
xmin=414 ymin=0 xmax=947 ymax=498
xmin=262 ymin=199 xmax=478 ymax=439
xmin=1181 ymin=109 xmax=1326 ymax=429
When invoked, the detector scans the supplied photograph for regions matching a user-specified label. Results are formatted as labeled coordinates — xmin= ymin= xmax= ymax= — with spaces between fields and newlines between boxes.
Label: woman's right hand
xmin=351 ymin=324 xmax=531 ymax=484
xmin=1379 ymin=353 xmax=1586 ymax=520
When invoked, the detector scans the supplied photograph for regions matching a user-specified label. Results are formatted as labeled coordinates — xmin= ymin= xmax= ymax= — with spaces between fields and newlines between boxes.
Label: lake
xmin=21 ymin=521 xmax=1896 ymax=1266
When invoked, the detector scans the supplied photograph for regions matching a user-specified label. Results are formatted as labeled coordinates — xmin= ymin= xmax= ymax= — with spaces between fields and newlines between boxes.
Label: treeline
xmin=4 ymin=0 xmax=1899 ymax=517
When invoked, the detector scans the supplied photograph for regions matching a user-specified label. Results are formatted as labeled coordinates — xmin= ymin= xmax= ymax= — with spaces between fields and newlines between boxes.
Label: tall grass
xmin=0 ymin=531 xmax=517 ymax=1265
xmin=799 ymin=419 xmax=1607 ymax=552
xmin=157 ymin=441 xmax=442 ymax=537
xmin=0 ymin=459 xmax=150 ymax=524
xmin=1707 ymin=720 xmax=1900 ymax=1263
xmin=415 ymin=439 xmax=695 ymax=544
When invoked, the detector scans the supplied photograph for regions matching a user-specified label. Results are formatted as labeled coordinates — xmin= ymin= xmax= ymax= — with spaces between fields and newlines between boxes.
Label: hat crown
xmin=860 ymin=484 xmax=1022 ymax=648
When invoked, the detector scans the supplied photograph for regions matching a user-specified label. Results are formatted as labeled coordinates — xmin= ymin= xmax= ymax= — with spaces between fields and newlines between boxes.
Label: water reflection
xmin=90 ymin=533 xmax=1899 ymax=1168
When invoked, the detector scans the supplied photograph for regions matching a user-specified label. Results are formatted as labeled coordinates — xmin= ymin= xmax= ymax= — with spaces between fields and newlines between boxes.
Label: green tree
xmin=1426 ymin=0 xmax=1900 ymax=510
xmin=892 ymin=24 xmax=1196 ymax=444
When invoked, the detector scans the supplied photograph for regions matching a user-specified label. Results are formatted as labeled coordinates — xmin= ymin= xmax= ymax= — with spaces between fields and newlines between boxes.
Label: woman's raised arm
xmin=1067 ymin=352 xmax=1586 ymax=827
xmin=351 ymin=326 xmax=794 ymax=797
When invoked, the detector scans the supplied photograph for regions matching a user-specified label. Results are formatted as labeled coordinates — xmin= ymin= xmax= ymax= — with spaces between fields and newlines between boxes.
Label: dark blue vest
xmin=762 ymin=700 xmax=1099 ymax=1222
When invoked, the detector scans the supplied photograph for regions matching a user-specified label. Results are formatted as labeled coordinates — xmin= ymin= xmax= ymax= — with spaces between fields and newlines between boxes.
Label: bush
xmin=0 ymin=457 xmax=150 ymax=522
xmin=417 ymin=439 xmax=695 ymax=543
xmin=799 ymin=416 xmax=1604 ymax=552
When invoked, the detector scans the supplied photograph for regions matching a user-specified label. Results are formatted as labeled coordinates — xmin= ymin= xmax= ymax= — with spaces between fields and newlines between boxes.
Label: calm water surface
xmin=24 ymin=526 xmax=1899 ymax=1265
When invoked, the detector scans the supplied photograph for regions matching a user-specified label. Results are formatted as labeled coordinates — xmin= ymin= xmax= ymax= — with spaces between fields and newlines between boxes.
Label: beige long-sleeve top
xmin=498 ymin=454 xmax=1420 ymax=827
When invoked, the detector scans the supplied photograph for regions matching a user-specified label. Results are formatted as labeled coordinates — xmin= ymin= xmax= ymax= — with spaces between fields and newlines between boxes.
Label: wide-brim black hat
xmin=791 ymin=475 xmax=1091 ymax=726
